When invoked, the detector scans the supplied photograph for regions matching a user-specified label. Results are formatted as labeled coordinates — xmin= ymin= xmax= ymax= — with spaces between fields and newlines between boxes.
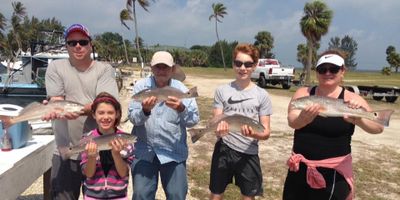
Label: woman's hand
xmin=298 ymin=103 xmax=321 ymax=125
xmin=343 ymin=99 xmax=362 ymax=124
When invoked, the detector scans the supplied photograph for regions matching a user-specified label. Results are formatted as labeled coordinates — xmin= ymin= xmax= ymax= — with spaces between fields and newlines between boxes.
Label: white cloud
xmin=1 ymin=0 xmax=399 ymax=70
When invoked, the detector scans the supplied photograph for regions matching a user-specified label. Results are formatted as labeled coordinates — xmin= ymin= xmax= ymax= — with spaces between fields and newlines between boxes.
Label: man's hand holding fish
xmin=165 ymin=96 xmax=186 ymax=112
xmin=40 ymin=99 xmax=85 ymax=121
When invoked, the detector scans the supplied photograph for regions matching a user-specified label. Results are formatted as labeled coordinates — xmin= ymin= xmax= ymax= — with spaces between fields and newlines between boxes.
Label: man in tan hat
xmin=43 ymin=23 xmax=118 ymax=200
xmin=128 ymin=51 xmax=199 ymax=200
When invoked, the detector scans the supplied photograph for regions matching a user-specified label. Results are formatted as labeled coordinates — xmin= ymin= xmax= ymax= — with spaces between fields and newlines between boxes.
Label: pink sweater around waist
xmin=287 ymin=153 xmax=354 ymax=200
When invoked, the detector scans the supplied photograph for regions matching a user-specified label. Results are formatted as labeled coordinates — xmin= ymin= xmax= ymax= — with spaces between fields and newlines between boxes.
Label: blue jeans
xmin=131 ymin=157 xmax=187 ymax=200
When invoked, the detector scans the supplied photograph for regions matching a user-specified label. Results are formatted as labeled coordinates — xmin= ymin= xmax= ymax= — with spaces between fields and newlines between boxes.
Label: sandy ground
xmin=185 ymin=75 xmax=400 ymax=152
xmin=17 ymin=74 xmax=399 ymax=199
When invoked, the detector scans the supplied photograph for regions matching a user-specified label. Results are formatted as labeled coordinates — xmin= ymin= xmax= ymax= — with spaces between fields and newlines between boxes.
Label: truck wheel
xmin=372 ymin=96 xmax=383 ymax=101
xmin=385 ymin=96 xmax=398 ymax=103
xmin=282 ymin=83 xmax=291 ymax=89
xmin=258 ymin=75 xmax=267 ymax=88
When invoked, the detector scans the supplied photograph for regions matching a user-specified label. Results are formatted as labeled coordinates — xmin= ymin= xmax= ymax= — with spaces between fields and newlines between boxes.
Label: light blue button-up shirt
xmin=128 ymin=76 xmax=200 ymax=164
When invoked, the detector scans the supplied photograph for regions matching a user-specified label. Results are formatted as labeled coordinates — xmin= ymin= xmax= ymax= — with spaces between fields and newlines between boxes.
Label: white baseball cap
xmin=150 ymin=51 xmax=174 ymax=67
xmin=316 ymin=54 xmax=345 ymax=68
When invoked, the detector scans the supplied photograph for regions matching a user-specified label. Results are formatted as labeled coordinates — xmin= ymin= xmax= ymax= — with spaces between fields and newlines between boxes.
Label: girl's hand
xmin=85 ymin=141 xmax=98 ymax=159
xmin=110 ymin=138 xmax=126 ymax=157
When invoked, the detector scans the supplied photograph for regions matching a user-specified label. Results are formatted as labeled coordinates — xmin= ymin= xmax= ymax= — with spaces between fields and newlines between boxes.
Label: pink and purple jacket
xmin=287 ymin=153 xmax=354 ymax=200
xmin=80 ymin=129 xmax=135 ymax=199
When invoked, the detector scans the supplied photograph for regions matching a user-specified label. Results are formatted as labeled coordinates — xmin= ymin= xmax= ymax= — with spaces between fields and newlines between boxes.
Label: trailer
xmin=344 ymin=85 xmax=399 ymax=103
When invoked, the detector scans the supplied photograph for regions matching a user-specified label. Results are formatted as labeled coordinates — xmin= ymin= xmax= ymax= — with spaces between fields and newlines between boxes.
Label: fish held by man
xmin=188 ymin=114 xmax=265 ymax=143
xmin=0 ymin=100 xmax=85 ymax=127
xmin=132 ymin=86 xmax=198 ymax=102
xmin=58 ymin=132 xmax=136 ymax=160
xmin=290 ymin=96 xmax=394 ymax=126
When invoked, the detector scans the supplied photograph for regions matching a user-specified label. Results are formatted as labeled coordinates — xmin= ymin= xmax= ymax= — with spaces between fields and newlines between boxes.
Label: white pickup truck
xmin=250 ymin=58 xmax=295 ymax=89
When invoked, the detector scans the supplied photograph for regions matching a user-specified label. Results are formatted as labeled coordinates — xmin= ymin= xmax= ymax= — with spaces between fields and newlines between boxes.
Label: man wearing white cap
xmin=43 ymin=23 xmax=118 ymax=200
xmin=128 ymin=51 xmax=199 ymax=200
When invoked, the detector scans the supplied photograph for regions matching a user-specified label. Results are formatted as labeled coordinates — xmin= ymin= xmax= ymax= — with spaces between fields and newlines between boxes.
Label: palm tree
xmin=254 ymin=31 xmax=274 ymax=58
xmin=120 ymin=0 xmax=152 ymax=68
xmin=11 ymin=1 xmax=26 ymax=51
xmin=119 ymin=9 xmax=132 ymax=64
xmin=0 ymin=13 xmax=6 ymax=33
xmin=300 ymin=0 xmax=332 ymax=85
xmin=209 ymin=3 xmax=227 ymax=71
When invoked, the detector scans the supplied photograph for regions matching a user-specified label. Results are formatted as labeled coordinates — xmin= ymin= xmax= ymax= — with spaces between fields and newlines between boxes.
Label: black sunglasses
xmin=233 ymin=60 xmax=254 ymax=68
xmin=316 ymin=65 xmax=342 ymax=74
xmin=66 ymin=40 xmax=90 ymax=47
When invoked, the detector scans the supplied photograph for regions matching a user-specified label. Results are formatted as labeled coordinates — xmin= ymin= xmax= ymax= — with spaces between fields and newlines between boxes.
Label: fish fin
xmin=58 ymin=146 xmax=73 ymax=160
xmin=371 ymin=109 xmax=394 ymax=126
xmin=188 ymin=128 xmax=207 ymax=143
xmin=188 ymin=87 xmax=199 ymax=97
xmin=78 ymin=135 xmax=94 ymax=145
xmin=131 ymin=88 xmax=151 ymax=99
xmin=19 ymin=102 xmax=42 ymax=115
xmin=209 ymin=114 xmax=227 ymax=125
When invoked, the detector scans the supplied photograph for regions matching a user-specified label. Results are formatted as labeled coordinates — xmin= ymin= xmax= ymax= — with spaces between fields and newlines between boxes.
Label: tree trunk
xmin=133 ymin=4 xmax=143 ymax=69
xmin=305 ymin=39 xmax=313 ymax=85
xmin=122 ymin=39 xmax=130 ymax=64
xmin=215 ymin=19 xmax=226 ymax=71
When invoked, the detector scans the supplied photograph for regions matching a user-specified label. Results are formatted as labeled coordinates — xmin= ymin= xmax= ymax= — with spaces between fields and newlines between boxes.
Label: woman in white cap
xmin=282 ymin=49 xmax=384 ymax=200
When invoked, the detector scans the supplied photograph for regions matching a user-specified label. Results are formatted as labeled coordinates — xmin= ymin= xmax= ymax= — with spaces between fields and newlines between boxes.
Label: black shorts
xmin=209 ymin=140 xmax=263 ymax=197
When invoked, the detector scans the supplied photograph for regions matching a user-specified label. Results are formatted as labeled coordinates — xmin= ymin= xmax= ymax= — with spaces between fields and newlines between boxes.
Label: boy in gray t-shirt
xmin=209 ymin=43 xmax=272 ymax=199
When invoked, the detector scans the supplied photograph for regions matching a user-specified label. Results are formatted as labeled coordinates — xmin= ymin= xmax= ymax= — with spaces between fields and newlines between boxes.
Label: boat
xmin=0 ymin=30 xmax=68 ymax=100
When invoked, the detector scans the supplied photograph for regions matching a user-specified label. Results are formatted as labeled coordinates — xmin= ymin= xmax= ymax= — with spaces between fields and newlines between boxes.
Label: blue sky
xmin=1 ymin=0 xmax=399 ymax=70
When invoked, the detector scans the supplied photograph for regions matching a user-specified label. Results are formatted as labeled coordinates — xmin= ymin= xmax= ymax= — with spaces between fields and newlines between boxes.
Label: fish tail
xmin=58 ymin=146 xmax=73 ymax=160
xmin=188 ymin=128 xmax=206 ymax=143
xmin=372 ymin=109 xmax=394 ymax=126
xmin=0 ymin=116 xmax=15 ymax=128
xmin=188 ymin=87 xmax=199 ymax=98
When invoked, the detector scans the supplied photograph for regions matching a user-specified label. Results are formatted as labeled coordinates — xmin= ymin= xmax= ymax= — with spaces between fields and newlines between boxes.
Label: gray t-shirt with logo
xmin=213 ymin=82 xmax=272 ymax=155
xmin=45 ymin=59 xmax=118 ymax=159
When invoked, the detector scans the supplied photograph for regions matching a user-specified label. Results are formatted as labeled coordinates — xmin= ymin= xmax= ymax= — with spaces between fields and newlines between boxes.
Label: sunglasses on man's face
xmin=233 ymin=60 xmax=254 ymax=68
xmin=66 ymin=40 xmax=90 ymax=47
xmin=316 ymin=65 xmax=343 ymax=74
